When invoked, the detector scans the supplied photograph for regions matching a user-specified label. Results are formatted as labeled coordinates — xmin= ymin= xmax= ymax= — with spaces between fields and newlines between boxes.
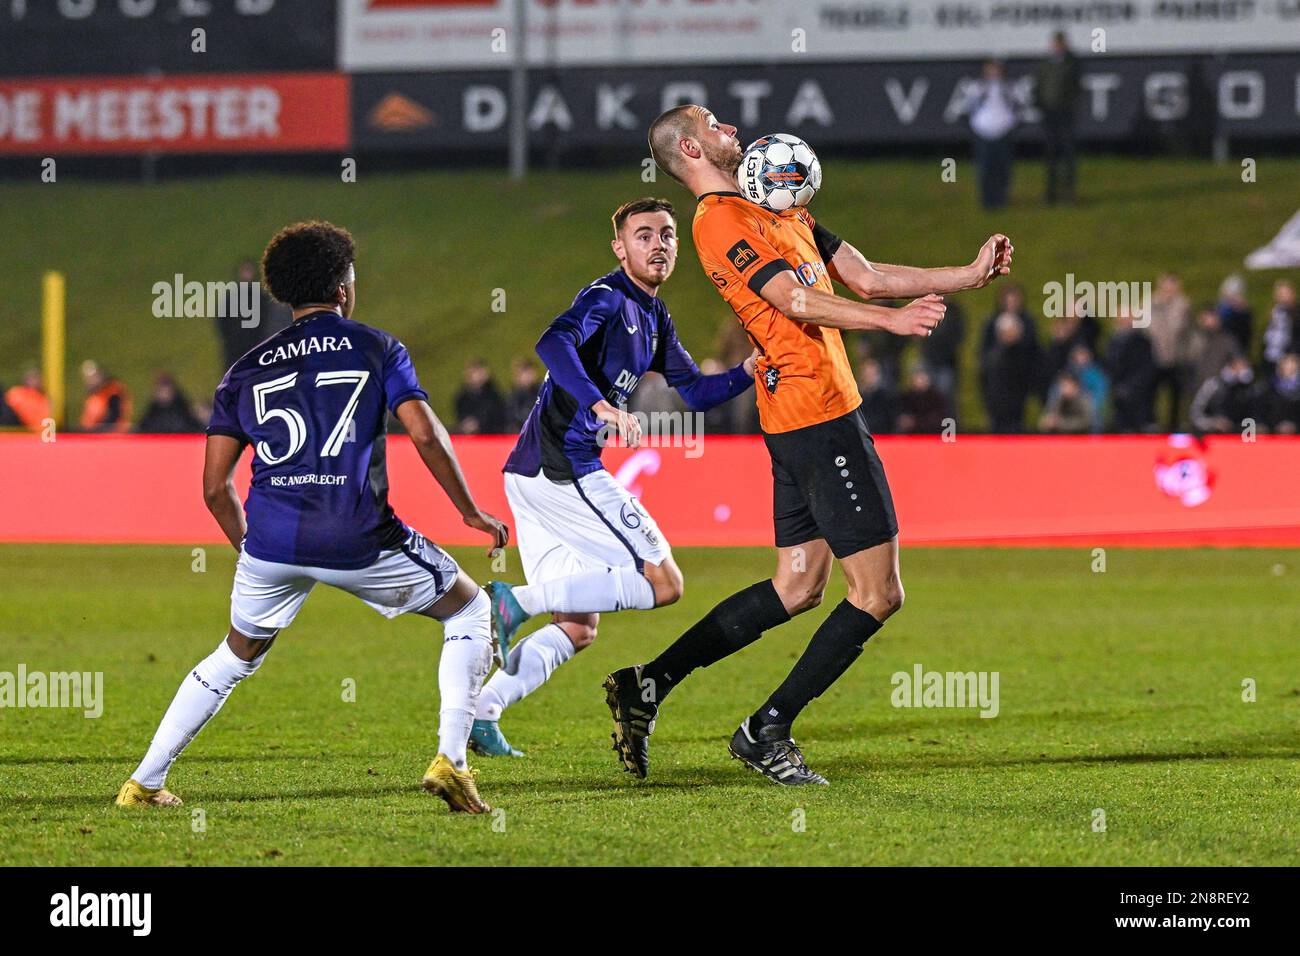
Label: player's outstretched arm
xmin=828 ymin=235 xmax=1014 ymax=299
xmin=758 ymin=269 xmax=947 ymax=338
xmin=202 ymin=434 xmax=248 ymax=552
xmin=394 ymin=399 xmax=509 ymax=554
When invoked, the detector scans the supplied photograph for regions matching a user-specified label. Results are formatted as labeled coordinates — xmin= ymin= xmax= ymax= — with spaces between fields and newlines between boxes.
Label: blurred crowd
xmin=447 ymin=270 xmax=1298 ymax=438
xmin=4 ymin=262 xmax=1295 ymax=439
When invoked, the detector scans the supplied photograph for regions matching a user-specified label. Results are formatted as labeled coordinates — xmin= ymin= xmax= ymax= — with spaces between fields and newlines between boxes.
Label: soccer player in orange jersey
xmin=604 ymin=105 xmax=1014 ymax=785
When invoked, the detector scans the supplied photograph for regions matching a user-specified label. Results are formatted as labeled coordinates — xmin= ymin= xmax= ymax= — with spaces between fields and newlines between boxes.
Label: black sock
xmin=751 ymin=600 xmax=882 ymax=732
xmin=641 ymin=580 xmax=790 ymax=703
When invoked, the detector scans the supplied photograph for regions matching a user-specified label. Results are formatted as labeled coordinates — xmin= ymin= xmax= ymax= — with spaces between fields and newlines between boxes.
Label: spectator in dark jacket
xmin=1104 ymin=311 xmax=1157 ymax=432
xmin=1039 ymin=371 xmax=1094 ymax=434
xmin=504 ymin=356 xmax=542 ymax=433
xmin=897 ymin=367 xmax=950 ymax=434
xmin=136 ymin=373 xmax=204 ymax=434
xmin=980 ymin=284 xmax=1040 ymax=431
xmin=1185 ymin=306 xmax=1240 ymax=401
xmin=1265 ymin=353 xmax=1300 ymax=433
xmin=1039 ymin=296 xmax=1100 ymax=397
xmin=1261 ymin=279 xmax=1298 ymax=379
xmin=214 ymin=258 xmax=292 ymax=372
xmin=1189 ymin=355 xmax=1262 ymax=434
xmin=454 ymin=359 xmax=506 ymax=435
xmin=1035 ymin=30 xmax=1080 ymax=205
xmin=1215 ymin=274 xmax=1253 ymax=354
xmin=857 ymin=358 xmax=899 ymax=435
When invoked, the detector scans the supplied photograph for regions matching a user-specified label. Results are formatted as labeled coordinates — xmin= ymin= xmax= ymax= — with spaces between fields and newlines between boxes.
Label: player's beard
xmin=704 ymin=138 xmax=742 ymax=175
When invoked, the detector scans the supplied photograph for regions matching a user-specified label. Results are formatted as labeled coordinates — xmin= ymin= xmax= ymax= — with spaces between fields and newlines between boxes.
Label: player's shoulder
xmin=570 ymin=270 xmax=629 ymax=311
xmin=693 ymin=192 xmax=762 ymax=233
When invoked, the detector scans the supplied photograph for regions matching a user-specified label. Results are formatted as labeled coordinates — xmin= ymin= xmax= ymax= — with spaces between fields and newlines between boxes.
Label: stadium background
xmin=2 ymin=0 xmax=1299 ymax=544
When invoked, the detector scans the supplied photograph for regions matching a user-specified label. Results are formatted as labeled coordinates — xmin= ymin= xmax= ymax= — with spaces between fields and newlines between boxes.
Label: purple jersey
xmin=207 ymin=310 xmax=427 ymax=570
xmin=504 ymin=268 xmax=753 ymax=480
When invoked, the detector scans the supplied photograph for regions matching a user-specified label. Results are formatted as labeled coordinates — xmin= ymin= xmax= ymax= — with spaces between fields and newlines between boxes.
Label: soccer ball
xmin=737 ymin=133 xmax=822 ymax=212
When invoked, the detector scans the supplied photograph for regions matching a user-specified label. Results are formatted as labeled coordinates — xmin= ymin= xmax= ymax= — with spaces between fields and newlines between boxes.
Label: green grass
xmin=3 ymin=156 xmax=1298 ymax=429
xmin=2 ymin=543 xmax=1298 ymax=866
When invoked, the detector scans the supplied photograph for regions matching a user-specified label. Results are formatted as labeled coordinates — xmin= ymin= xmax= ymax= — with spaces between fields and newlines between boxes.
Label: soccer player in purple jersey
xmin=116 ymin=221 xmax=509 ymax=814
xmin=468 ymin=197 xmax=757 ymax=758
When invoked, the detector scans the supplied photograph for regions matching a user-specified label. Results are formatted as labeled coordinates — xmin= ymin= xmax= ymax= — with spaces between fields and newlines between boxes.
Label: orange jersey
xmin=692 ymin=192 xmax=860 ymax=434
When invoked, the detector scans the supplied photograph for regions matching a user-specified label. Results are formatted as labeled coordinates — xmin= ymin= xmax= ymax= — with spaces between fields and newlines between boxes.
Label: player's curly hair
xmin=260 ymin=220 xmax=356 ymax=308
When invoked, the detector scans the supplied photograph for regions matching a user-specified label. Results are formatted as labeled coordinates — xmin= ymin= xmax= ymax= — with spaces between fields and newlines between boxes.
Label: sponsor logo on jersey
xmin=613 ymin=369 xmax=640 ymax=393
xmin=726 ymin=239 xmax=759 ymax=273
xmin=258 ymin=336 xmax=354 ymax=366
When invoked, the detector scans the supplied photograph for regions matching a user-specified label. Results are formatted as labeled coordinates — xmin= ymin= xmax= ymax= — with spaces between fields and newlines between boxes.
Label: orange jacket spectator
xmin=5 ymin=370 xmax=51 ymax=430
xmin=79 ymin=361 xmax=133 ymax=433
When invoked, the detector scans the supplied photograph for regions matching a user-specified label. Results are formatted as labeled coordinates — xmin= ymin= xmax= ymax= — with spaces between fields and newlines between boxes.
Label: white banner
xmin=339 ymin=0 xmax=1300 ymax=72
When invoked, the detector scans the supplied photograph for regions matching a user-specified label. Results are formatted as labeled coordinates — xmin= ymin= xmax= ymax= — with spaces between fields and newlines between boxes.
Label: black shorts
xmin=764 ymin=406 xmax=899 ymax=559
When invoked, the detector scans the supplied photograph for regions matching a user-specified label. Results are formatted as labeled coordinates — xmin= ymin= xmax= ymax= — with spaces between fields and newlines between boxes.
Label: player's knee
xmin=646 ymin=561 xmax=684 ymax=607
xmin=851 ymin=579 xmax=904 ymax=621
xmin=773 ymin=577 xmax=825 ymax=615
xmin=556 ymin=618 xmax=598 ymax=650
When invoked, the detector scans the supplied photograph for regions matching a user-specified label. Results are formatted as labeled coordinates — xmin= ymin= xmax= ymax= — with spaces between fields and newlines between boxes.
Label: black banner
xmin=0 ymin=0 xmax=335 ymax=75
xmin=352 ymin=54 xmax=1300 ymax=154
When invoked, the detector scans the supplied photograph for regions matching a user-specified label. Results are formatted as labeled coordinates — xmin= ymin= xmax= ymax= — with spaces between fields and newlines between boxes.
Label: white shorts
xmin=230 ymin=528 xmax=460 ymax=639
xmin=504 ymin=469 xmax=670 ymax=583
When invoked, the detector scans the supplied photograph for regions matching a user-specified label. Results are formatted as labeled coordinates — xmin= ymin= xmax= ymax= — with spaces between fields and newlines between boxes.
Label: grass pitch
xmin=1 ymin=543 xmax=1298 ymax=866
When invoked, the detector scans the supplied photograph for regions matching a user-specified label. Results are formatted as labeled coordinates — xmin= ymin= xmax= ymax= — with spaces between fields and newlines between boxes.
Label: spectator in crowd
xmin=453 ymin=358 xmax=506 ymax=434
xmin=0 ymin=383 xmax=20 ymax=427
xmin=1265 ymin=352 xmax=1300 ymax=433
xmin=4 ymin=368 xmax=52 ymax=431
xmin=1039 ymin=295 xmax=1100 ymax=396
xmin=919 ymin=297 xmax=965 ymax=412
xmin=1190 ymin=354 xmax=1262 ymax=434
xmin=1066 ymin=343 xmax=1108 ymax=432
xmin=1035 ymin=30 xmax=1080 ymax=205
xmin=896 ymin=367 xmax=949 ymax=434
xmin=135 ymin=372 xmax=204 ymax=433
xmin=963 ymin=58 xmax=1026 ymax=209
xmin=1147 ymin=271 xmax=1193 ymax=430
xmin=1039 ymin=371 xmax=1094 ymax=434
xmin=981 ymin=311 xmax=1038 ymax=432
xmin=1185 ymin=306 xmax=1240 ymax=402
xmin=214 ymin=257 xmax=292 ymax=372
xmin=1261 ymin=278 xmax=1298 ymax=378
xmin=1215 ymin=274 xmax=1253 ymax=354
xmin=78 ymin=360 xmax=132 ymax=433
xmin=857 ymin=358 xmax=899 ymax=435
xmin=504 ymin=356 xmax=542 ymax=433
xmin=1104 ymin=309 xmax=1157 ymax=432
xmin=980 ymin=284 xmax=1041 ymax=431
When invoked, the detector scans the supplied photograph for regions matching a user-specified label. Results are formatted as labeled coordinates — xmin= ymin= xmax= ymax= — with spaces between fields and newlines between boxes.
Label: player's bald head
xmin=647 ymin=105 xmax=703 ymax=185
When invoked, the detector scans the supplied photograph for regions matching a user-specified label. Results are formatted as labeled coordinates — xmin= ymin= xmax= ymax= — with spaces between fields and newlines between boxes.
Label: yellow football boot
xmin=422 ymin=754 xmax=490 ymax=813
xmin=114 ymin=779 xmax=183 ymax=807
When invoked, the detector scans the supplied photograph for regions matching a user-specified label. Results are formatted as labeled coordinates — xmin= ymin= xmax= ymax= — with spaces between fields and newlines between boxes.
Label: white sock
xmin=438 ymin=588 xmax=493 ymax=767
xmin=476 ymin=624 xmax=577 ymax=720
xmin=132 ymin=639 xmax=266 ymax=789
xmin=513 ymin=567 xmax=655 ymax=616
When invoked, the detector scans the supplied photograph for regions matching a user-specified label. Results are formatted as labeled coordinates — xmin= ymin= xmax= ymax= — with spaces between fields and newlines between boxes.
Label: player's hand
xmin=743 ymin=348 xmax=761 ymax=378
xmin=890 ymin=294 xmax=947 ymax=337
xmin=970 ymin=234 xmax=1014 ymax=288
xmin=464 ymin=509 xmax=509 ymax=555
xmin=592 ymin=399 xmax=642 ymax=448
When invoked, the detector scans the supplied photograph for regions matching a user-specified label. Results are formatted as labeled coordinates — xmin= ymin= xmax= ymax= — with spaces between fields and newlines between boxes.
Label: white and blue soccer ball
xmin=737 ymin=133 xmax=822 ymax=212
